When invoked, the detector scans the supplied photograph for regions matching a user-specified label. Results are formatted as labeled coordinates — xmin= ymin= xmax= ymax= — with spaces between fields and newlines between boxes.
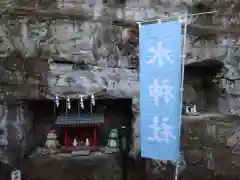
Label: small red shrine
xmin=55 ymin=114 xmax=104 ymax=150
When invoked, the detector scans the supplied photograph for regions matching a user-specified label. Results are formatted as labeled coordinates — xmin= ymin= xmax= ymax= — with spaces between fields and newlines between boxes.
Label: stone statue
xmin=72 ymin=137 xmax=78 ymax=147
xmin=227 ymin=129 xmax=240 ymax=148
xmin=45 ymin=130 xmax=60 ymax=153
xmin=85 ymin=138 xmax=90 ymax=147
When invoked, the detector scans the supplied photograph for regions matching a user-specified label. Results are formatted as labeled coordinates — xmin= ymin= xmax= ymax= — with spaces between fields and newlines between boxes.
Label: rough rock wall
xmin=1 ymin=0 xmax=240 ymax=159
xmin=0 ymin=101 xmax=34 ymax=165
xmin=46 ymin=63 xmax=139 ymax=99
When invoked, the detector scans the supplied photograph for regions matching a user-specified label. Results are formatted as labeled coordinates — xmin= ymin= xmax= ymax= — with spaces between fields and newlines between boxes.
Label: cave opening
xmin=184 ymin=60 xmax=224 ymax=113
xmin=28 ymin=98 xmax=133 ymax=153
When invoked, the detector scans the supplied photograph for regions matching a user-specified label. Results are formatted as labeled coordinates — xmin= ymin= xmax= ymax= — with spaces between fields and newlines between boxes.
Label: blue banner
xmin=140 ymin=21 xmax=182 ymax=161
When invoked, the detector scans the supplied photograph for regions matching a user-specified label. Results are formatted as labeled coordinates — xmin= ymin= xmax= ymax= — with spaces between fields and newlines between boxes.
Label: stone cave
xmin=28 ymin=98 xmax=133 ymax=155
xmin=12 ymin=98 xmax=134 ymax=180
xmin=183 ymin=59 xmax=224 ymax=114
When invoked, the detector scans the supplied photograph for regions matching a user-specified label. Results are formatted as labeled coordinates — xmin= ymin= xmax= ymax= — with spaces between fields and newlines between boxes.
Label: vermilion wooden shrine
xmin=55 ymin=114 xmax=104 ymax=150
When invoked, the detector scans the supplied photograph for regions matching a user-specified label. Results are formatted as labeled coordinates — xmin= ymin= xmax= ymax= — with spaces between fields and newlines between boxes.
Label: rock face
xmin=1 ymin=0 xmax=240 ymax=173
xmin=47 ymin=63 xmax=139 ymax=99
xmin=0 ymin=101 xmax=34 ymax=165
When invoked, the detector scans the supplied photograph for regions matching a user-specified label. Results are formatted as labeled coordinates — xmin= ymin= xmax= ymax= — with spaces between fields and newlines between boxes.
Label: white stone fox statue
xmin=45 ymin=130 xmax=60 ymax=153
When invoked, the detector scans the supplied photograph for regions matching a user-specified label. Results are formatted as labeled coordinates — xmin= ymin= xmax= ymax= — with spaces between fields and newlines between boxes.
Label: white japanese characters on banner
xmin=139 ymin=20 xmax=182 ymax=161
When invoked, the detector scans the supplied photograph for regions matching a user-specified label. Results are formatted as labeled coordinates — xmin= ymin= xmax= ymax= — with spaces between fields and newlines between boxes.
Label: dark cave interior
xmin=28 ymin=98 xmax=133 ymax=148
xmin=185 ymin=60 xmax=223 ymax=85
xmin=184 ymin=60 xmax=224 ymax=112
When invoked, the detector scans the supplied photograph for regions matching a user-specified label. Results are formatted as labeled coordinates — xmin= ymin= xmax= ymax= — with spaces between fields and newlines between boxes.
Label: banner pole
xmin=174 ymin=13 xmax=188 ymax=180
xmin=137 ymin=11 xmax=216 ymax=25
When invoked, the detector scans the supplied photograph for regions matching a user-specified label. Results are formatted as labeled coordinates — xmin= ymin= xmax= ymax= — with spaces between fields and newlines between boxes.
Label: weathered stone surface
xmin=0 ymin=0 xmax=236 ymax=103
xmin=0 ymin=101 xmax=34 ymax=165
xmin=22 ymin=155 xmax=122 ymax=180
xmin=46 ymin=63 xmax=139 ymax=99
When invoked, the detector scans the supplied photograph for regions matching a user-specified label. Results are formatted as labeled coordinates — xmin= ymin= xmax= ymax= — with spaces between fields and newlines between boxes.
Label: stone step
xmin=228 ymin=91 xmax=240 ymax=96
xmin=225 ymin=76 xmax=240 ymax=80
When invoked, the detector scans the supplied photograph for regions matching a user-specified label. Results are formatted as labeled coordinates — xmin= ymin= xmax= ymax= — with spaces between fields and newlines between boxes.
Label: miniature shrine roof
xmin=55 ymin=114 xmax=104 ymax=125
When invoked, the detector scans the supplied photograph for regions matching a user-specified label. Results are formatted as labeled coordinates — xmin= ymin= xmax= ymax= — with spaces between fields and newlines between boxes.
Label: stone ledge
xmin=182 ymin=113 xmax=225 ymax=122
